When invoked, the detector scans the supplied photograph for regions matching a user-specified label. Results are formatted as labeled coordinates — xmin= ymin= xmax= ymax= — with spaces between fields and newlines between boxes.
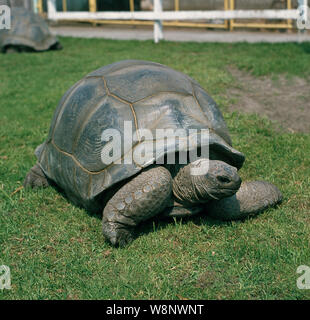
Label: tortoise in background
xmin=24 ymin=60 xmax=282 ymax=247
xmin=0 ymin=7 xmax=61 ymax=53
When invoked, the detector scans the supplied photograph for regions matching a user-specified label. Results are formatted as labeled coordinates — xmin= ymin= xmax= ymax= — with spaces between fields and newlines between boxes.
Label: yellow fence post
xmin=229 ymin=0 xmax=234 ymax=31
xmin=224 ymin=0 xmax=229 ymax=30
xmin=175 ymin=0 xmax=179 ymax=11
xmin=37 ymin=0 xmax=43 ymax=15
xmin=129 ymin=0 xmax=134 ymax=23
xmin=89 ymin=0 xmax=97 ymax=12
xmin=287 ymin=0 xmax=292 ymax=29
xmin=174 ymin=0 xmax=179 ymax=23
xmin=89 ymin=0 xmax=97 ymax=26
xmin=62 ymin=0 xmax=67 ymax=12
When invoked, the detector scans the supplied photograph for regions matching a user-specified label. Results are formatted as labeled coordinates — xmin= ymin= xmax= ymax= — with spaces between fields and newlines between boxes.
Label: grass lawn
xmin=0 ymin=37 xmax=310 ymax=300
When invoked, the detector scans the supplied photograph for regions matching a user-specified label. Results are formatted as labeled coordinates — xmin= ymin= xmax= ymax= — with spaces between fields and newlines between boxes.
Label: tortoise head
xmin=189 ymin=159 xmax=241 ymax=201
xmin=172 ymin=130 xmax=245 ymax=205
xmin=173 ymin=159 xmax=242 ymax=205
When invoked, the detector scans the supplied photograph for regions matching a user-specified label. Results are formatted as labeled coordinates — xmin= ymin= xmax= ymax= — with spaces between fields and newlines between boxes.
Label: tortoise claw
xmin=23 ymin=163 xmax=49 ymax=189
xmin=102 ymin=220 xmax=135 ymax=247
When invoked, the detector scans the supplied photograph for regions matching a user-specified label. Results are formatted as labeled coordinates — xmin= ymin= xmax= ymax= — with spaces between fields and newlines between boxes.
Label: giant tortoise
xmin=0 ymin=7 xmax=61 ymax=53
xmin=24 ymin=60 xmax=282 ymax=246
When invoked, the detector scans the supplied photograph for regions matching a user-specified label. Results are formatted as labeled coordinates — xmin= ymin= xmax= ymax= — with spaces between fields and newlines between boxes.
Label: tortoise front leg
xmin=207 ymin=181 xmax=283 ymax=221
xmin=164 ymin=181 xmax=282 ymax=221
xmin=23 ymin=163 xmax=49 ymax=189
xmin=102 ymin=166 xmax=172 ymax=247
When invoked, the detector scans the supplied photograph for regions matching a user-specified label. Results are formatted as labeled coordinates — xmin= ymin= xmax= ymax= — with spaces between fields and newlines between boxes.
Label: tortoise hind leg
xmin=5 ymin=46 xmax=19 ymax=54
xmin=23 ymin=163 xmax=49 ymax=189
xmin=102 ymin=166 xmax=172 ymax=247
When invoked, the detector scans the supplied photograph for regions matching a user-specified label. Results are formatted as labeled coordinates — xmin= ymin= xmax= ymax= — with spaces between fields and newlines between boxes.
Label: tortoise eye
xmin=217 ymin=176 xmax=231 ymax=184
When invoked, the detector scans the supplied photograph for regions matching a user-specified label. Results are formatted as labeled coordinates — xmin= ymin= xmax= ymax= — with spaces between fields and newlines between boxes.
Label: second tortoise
xmin=0 ymin=7 xmax=61 ymax=53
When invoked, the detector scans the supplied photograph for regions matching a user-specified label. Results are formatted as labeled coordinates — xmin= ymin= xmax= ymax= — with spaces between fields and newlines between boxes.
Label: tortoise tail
xmin=207 ymin=181 xmax=282 ymax=221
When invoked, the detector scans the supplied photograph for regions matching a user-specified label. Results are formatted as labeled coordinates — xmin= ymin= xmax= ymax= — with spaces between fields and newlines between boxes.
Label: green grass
xmin=0 ymin=38 xmax=310 ymax=300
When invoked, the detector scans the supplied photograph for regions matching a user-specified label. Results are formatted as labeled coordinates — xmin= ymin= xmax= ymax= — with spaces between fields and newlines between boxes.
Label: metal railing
xmin=43 ymin=0 xmax=307 ymax=43
xmin=229 ymin=0 xmax=294 ymax=30
xmin=39 ymin=0 xmax=230 ymax=29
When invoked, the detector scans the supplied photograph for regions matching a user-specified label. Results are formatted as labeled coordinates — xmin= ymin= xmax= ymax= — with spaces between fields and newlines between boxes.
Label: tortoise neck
xmin=171 ymin=162 xmax=214 ymax=206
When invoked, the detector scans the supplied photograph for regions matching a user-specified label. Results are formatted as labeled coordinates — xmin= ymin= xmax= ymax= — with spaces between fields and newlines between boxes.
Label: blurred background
xmin=2 ymin=0 xmax=302 ymax=33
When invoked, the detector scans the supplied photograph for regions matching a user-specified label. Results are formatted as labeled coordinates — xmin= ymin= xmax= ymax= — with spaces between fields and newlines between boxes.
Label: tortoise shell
xmin=0 ymin=7 xmax=60 ymax=52
xmin=35 ymin=60 xmax=245 ymax=207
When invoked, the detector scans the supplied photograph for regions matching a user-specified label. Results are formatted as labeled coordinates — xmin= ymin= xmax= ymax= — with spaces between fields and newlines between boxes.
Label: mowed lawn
xmin=0 ymin=37 xmax=310 ymax=300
